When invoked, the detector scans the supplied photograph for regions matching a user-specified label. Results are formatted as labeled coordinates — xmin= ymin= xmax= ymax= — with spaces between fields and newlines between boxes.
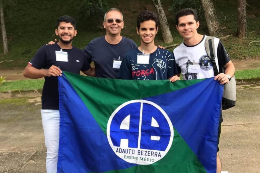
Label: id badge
xmin=188 ymin=64 xmax=200 ymax=73
xmin=113 ymin=60 xmax=122 ymax=69
xmin=55 ymin=50 xmax=68 ymax=62
xmin=137 ymin=54 xmax=150 ymax=64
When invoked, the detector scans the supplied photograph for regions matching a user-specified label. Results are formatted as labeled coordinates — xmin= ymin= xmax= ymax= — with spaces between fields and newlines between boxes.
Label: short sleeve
xmin=217 ymin=41 xmax=231 ymax=72
xmin=29 ymin=45 xmax=48 ymax=69
xmin=167 ymin=52 xmax=181 ymax=78
xmin=83 ymin=41 xmax=94 ymax=64
xmin=81 ymin=53 xmax=91 ymax=72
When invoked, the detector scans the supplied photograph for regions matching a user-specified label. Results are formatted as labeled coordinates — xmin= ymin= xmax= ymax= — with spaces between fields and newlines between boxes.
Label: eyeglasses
xmin=106 ymin=18 xmax=123 ymax=24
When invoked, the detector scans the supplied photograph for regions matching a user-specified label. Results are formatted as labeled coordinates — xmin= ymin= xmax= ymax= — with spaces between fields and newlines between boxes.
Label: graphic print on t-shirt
xmin=180 ymin=50 xmax=213 ymax=80
xmin=132 ymin=63 xmax=155 ymax=80
xmin=199 ymin=55 xmax=213 ymax=71
xmin=131 ymin=49 xmax=170 ymax=80
xmin=179 ymin=50 xmax=198 ymax=80
xmin=185 ymin=60 xmax=198 ymax=80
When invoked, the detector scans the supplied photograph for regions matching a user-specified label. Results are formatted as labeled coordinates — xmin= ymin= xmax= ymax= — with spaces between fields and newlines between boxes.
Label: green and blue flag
xmin=58 ymin=71 xmax=223 ymax=173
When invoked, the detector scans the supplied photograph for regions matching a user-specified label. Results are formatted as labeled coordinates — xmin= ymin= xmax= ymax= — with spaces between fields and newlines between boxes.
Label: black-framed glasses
xmin=106 ymin=18 xmax=123 ymax=24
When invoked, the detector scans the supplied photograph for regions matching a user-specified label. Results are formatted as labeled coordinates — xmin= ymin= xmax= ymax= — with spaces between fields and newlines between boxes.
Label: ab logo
xmin=107 ymin=100 xmax=174 ymax=165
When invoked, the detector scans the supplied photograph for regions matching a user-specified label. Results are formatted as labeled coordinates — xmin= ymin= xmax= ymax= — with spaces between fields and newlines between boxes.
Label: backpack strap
xmin=205 ymin=36 xmax=219 ymax=76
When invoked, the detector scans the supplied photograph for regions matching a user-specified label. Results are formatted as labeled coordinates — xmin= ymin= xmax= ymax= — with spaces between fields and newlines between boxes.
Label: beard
xmin=59 ymin=34 xmax=73 ymax=44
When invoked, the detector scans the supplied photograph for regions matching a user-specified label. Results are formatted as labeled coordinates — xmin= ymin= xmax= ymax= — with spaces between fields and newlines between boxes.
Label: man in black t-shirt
xmin=23 ymin=15 xmax=94 ymax=173
xmin=118 ymin=10 xmax=180 ymax=81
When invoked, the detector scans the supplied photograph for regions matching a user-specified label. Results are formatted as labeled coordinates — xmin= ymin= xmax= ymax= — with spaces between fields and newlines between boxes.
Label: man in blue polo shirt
xmin=83 ymin=8 xmax=137 ymax=78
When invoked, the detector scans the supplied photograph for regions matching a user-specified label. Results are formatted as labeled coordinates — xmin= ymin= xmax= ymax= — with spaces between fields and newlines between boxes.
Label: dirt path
xmin=0 ymin=59 xmax=260 ymax=172
xmin=0 ymin=59 xmax=260 ymax=81
xmin=0 ymin=86 xmax=259 ymax=173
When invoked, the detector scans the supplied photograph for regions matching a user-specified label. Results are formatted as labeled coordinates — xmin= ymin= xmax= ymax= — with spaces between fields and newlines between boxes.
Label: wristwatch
xmin=225 ymin=74 xmax=231 ymax=81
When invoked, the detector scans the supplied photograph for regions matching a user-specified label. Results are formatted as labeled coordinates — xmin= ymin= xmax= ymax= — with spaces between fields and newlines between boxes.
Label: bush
xmin=0 ymin=76 xmax=6 ymax=85
xmin=77 ymin=0 xmax=108 ymax=30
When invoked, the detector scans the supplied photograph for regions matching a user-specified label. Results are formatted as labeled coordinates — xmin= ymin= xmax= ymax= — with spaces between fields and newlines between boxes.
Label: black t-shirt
xmin=118 ymin=47 xmax=180 ymax=80
xmin=29 ymin=44 xmax=90 ymax=110
xmin=83 ymin=36 xmax=137 ymax=79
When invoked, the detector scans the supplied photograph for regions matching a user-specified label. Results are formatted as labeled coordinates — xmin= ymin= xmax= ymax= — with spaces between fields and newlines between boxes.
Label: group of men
xmin=23 ymin=7 xmax=235 ymax=173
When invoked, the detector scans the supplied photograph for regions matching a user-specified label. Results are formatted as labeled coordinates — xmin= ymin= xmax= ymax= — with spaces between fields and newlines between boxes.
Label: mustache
xmin=61 ymin=34 xmax=71 ymax=36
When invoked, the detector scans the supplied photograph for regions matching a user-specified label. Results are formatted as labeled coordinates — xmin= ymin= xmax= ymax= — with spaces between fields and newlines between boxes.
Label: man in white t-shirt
xmin=173 ymin=8 xmax=235 ymax=173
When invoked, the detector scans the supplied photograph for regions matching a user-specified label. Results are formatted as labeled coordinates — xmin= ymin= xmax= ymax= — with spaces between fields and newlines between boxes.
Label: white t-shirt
xmin=173 ymin=35 xmax=230 ymax=80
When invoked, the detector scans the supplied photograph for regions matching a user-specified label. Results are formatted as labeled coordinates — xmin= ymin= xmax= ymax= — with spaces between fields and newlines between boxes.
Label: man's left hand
xmin=214 ymin=73 xmax=229 ymax=85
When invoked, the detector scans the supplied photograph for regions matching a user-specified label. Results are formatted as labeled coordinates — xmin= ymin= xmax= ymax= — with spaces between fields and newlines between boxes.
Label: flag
xmin=58 ymin=71 xmax=223 ymax=173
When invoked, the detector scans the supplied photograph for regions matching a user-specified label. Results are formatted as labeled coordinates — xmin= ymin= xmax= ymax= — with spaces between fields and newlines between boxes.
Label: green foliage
xmin=169 ymin=0 xmax=202 ymax=13
xmin=0 ymin=0 xmax=260 ymax=70
xmin=77 ymin=0 xmax=108 ymax=30
xmin=0 ymin=79 xmax=44 ymax=92
xmin=1 ymin=0 xmax=16 ymax=16
xmin=0 ymin=76 xmax=6 ymax=85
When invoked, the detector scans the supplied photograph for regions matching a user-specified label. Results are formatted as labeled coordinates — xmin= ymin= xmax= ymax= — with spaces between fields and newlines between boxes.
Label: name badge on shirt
xmin=55 ymin=49 xmax=68 ymax=62
xmin=188 ymin=64 xmax=200 ymax=73
xmin=113 ymin=60 xmax=122 ymax=69
xmin=137 ymin=54 xmax=150 ymax=64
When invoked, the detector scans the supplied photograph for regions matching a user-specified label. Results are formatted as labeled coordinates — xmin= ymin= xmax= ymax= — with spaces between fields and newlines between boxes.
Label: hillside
xmin=0 ymin=0 xmax=260 ymax=69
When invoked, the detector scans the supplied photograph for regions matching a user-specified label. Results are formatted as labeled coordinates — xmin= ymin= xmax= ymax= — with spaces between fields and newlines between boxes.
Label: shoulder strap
xmin=205 ymin=36 xmax=219 ymax=76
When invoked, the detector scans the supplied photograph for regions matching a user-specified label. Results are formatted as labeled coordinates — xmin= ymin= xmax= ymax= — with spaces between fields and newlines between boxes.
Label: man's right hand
xmin=23 ymin=64 xmax=62 ymax=79
xmin=45 ymin=65 xmax=62 ymax=77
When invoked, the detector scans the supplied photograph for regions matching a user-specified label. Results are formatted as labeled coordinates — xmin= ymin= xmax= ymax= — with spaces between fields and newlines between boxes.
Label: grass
xmin=0 ymin=97 xmax=28 ymax=104
xmin=0 ymin=76 xmax=6 ymax=85
xmin=0 ymin=79 xmax=44 ymax=92
xmin=0 ymin=68 xmax=259 ymax=93
xmin=235 ymin=69 xmax=260 ymax=79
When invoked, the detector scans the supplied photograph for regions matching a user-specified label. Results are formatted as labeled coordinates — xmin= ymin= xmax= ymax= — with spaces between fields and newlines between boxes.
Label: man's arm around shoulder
xmin=82 ymin=67 xmax=95 ymax=77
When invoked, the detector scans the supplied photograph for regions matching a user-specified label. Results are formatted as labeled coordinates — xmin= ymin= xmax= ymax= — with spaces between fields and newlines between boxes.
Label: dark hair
xmin=137 ymin=10 xmax=159 ymax=30
xmin=57 ymin=15 xmax=76 ymax=29
xmin=175 ymin=8 xmax=198 ymax=25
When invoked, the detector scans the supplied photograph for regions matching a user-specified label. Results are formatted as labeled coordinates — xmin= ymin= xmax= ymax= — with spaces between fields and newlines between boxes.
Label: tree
xmin=237 ymin=0 xmax=247 ymax=38
xmin=0 ymin=0 xmax=8 ymax=54
xmin=78 ymin=0 xmax=108 ymax=30
xmin=152 ymin=0 xmax=173 ymax=43
xmin=200 ymin=0 xmax=219 ymax=36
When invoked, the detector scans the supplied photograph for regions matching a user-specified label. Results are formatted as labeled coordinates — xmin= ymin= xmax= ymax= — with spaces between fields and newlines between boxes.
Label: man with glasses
xmin=84 ymin=8 xmax=137 ymax=78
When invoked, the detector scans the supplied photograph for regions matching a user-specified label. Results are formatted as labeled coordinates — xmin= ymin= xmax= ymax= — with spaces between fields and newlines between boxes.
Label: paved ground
xmin=0 ymin=97 xmax=45 ymax=173
xmin=0 ymin=60 xmax=260 ymax=172
xmin=0 ymin=85 xmax=260 ymax=173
